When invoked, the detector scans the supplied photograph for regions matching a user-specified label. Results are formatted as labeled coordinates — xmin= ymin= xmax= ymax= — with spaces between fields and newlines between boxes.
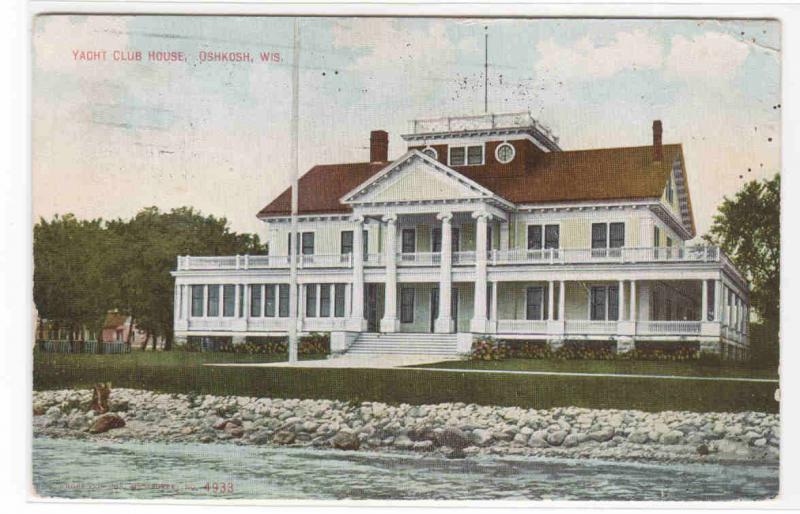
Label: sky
xmin=32 ymin=15 xmax=781 ymax=240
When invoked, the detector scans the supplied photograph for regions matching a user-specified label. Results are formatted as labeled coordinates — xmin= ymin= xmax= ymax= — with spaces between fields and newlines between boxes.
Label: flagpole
xmin=288 ymin=18 xmax=300 ymax=364
xmin=484 ymin=27 xmax=488 ymax=113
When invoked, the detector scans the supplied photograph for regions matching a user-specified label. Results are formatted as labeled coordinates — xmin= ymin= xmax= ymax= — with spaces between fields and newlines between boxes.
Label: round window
xmin=495 ymin=143 xmax=515 ymax=164
xmin=421 ymin=147 xmax=438 ymax=160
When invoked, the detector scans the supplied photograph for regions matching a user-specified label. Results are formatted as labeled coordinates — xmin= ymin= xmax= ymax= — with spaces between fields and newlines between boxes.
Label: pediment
xmin=341 ymin=151 xmax=497 ymax=205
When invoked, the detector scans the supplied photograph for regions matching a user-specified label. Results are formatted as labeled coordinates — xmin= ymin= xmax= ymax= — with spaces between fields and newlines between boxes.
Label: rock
xmin=110 ymin=400 xmax=129 ymax=413
xmin=45 ymin=406 xmax=60 ymax=418
xmin=471 ymin=429 xmax=493 ymax=446
xmin=413 ymin=440 xmax=434 ymax=452
xmin=628 ymin=431 xmax=649 ymax=444
xmin=88 ymin=414 xmax=126 ymax=434
xmin=331 ymin=431 xmax=360 ymax=451
xmin=527 ymin=435 xmax=549 ymax=448
xmin=660 ymin=430 xmax=684 ymax=445
xmin=442 ymin=446 xmax=466 ymax=459
xmin=272 ymin=430 xmax=296 ymax=445
xmin=212 ymin=419 xmax=229 ymax=430
xmin=696 ymin=444 xmax=710 ymax=456
xmin=562 ymin=434 xmax=580 ymax=448
xmin=546 ymin=430 xmax=567 ymax=446
xmin=393 ymin=435 xmax=414 ymax=450
xmin=33 ymin=404 xmax=47 ymax=416
xmin=754 ymin=438 xmax=767 ymax=448
xmin=436 ymin=427 xmax=471 ymax=449
xmin=180 ymin=426 xmax=194 ymax=435
xmin=512 ymin=433 xmax=529 ymax=446
xmin=224 ymin=424 xmax=244 ymax=438
xmin=249 ymin=429 xmax=271 ymax=445
xmin=715 ymin=439 xmax=750 ymax=458
xmin=409 ymin=425 xmax=436 ymax=442
xmin=587 ymin=427 xmax=615 ymax=442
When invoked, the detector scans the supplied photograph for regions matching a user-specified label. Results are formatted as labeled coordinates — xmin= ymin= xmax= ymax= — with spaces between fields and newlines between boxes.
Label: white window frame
xmin=590 ymin=221 xmax=626 ymax=249
xmin=448 ymin=143 xmax=485 ymax=166
xmin=587 ymin=283 xmax=620 ymax=321
xmin=495 ymin=142 xmax=516 ymax=164
xmin=526 ymin=223 xmax=560 ymax=250
xmin=421 ymin=146 xmax=438 ymax=160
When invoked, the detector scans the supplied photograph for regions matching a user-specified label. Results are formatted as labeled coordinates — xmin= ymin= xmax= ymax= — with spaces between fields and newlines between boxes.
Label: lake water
xmin=32 ymin=437 xmax=778 ymax=501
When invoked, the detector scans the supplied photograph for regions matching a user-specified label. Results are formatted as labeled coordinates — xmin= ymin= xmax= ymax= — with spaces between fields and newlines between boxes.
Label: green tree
xmin=704 ymin=174 xmax=780 ymax=363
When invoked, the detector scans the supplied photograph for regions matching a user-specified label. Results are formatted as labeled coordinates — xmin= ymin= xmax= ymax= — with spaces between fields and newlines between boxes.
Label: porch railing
xmin=636 ymin=321 xmax=702 ymax=335
xmin=496 ymin=319 xmax=548 ymax=334
xmin=564 ymin=320 xmax=617 ymax=334
xmin=176 ymin=245 xmax=725 ymax=271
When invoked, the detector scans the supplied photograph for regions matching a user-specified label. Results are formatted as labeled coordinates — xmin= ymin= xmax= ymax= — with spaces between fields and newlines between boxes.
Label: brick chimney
xmin=652 ymin=120 xmax=663 ymax=162
xmin=370 ymin=130 xmax=389 ymax=163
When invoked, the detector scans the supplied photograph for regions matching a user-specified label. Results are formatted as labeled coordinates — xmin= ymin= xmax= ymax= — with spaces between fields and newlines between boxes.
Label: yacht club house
xmin=171 ymin=112 xmax=750 ymax=360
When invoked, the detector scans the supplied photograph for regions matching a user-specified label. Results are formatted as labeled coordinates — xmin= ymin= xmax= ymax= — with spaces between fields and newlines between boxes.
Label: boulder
xmin=331 ymin=431 xmax=360 ymax=451
xmin=696 ymin=444 xmax=710 ymax=456
xmin=442 ymin=446 xmax=466 ymax=459
xmin=471 ymin=429 xmax=494 ymax=447
xmin=546 ymin=430 xmax=568 ymax=446
xmin=587 ymin=427 xmax=615 ymax=443
xmin=393 ymin=435 xmax=414 ymax=450
xmin=527 ymin=435 xmax=549 ymax=448
xmin=435 ymin=427 xmax=471 ymax=449
xmin=88 ymin=414 xmax=126 ymax=434
xmin=248 ymin=429 xmax=271 ymax=445
xmin=224 ymin=424 xmax=244 ymax=438
xmin=660 ymin=430 xmax=684 ymax=445
xmin=512 ymin=433 xmax=529 ymax=446
xmin=413 ymin=440 xmax=434 ymax=452
xmin=562 ymin=434 xmax=581 ymax=448
xmin=409 ymin=425 xmax=436 ymax=442
xmin=628 ymin=430 xmax=649 ymax=444
xmin=714 ymin=439 xmax=750 ymax=458
xmin=272 ymin=430 xmax=296 ymax=445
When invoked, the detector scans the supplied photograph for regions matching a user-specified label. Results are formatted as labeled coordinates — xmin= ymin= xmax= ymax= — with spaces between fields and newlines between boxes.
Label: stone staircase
xmin=346 ymin=332 xmax=459 ymax=356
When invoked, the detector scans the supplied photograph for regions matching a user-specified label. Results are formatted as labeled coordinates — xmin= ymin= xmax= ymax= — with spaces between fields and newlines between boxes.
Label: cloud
xmin=665 ymin=32 xmax=750 ymax=83
xmin=534 ymin=30 xmax=663 ymax=82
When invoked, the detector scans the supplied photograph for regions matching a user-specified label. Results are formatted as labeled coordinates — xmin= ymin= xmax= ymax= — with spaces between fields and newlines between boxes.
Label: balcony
xmin=175 ymin=245 xmax=727 ymax=272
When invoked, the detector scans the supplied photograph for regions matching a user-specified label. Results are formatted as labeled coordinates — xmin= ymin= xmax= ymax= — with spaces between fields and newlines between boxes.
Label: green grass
xmin=33 ymin=351 xmax=778 ymax=413
xmin=413 ymin=358 xmax=779 ymax=380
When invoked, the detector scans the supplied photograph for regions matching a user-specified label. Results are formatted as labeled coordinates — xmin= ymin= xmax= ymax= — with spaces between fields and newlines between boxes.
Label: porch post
xmin=470 ymin=212 xmax=490 ymax=332
xmin=297 ymin=283 xmax=304 ymax=331
xmin=548 ymin=281 xmax=555 ymax=321
xmin=435 ymin=213 xmax=454 ymax=333
xmin=629 ymin=280 xmax=636 ymax=321
xmin=714 ymin=279 xmax=722 ymax=322
xmin=349 ymin=216 xmax=367 ymax=330
xmin=381 ymin=214 xmax=399 ymax=332
xmin=618 ymin=280 xmax=625 ymax=320
xmin=559 ymin=280 xmax=566 ymax=320
xmin=491 ymin=281 xmax=498 ymax=326
xmin=181 ymin=284 xmax=189 ymax=319
xmin=701 ymin=279 xmax=708 ymax=322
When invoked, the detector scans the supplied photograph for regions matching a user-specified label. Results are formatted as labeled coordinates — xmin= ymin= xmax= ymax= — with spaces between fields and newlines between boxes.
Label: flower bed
xmin=471 ymin=339 xmax=702 ymax=361
xmin=182 ymin=333 xmax=330 ymax=355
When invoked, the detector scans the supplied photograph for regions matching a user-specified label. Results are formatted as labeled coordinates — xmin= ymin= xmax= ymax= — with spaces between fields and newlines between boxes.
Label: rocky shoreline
xmin=33 ymin=388 xmax=779 ymax=465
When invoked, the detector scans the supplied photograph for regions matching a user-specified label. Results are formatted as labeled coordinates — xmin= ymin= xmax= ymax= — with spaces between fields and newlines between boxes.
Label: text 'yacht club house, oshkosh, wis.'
xmin=171 ymin=112 xmax=750 ymax=360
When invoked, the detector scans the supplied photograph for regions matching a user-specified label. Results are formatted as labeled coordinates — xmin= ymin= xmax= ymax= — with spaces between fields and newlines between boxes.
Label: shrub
xmin=470 ymin=337 xmax=507 ymax=360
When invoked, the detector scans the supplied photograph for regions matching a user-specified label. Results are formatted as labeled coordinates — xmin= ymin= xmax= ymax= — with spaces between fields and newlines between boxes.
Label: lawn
xmin=33 ymin=351 xmax=778 ymax=413
xmin=412 ymin=358 xmax=779 ymax=380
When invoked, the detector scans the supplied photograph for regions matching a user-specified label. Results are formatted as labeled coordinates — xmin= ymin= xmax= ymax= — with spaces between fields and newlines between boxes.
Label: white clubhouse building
xmin=172 ymin=113 xmax=750 ymax=359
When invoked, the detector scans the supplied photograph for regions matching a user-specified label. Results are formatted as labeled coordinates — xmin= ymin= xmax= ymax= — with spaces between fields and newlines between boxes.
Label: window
xmin=495 ymin=142 xmax=515 ymax=164
xmin=431 ymin=227 xmax=459 ymax=252
xmin=191 ymin=285 xmax=204 ymax=317
xmin=400 ymin=288 xmax=415 ymax=323
xmin=302 ymin=232 xmax=314 ymax=255
xmin=487 ymin=225 xmax=493 ymax=251
xmin=526 ymin=287 xmax=544 ymax=320
xmin=278 ymin=285 xmax=289 ymax=317
xmin=653 ymin=226 xmax=661 ymax=247
xmin=667 ymin=176 xmax=674 ymax=204
xmin=334 ymin=284 xmax=346 ymax=317
xmin=401 ymin=229 xmax=416 ymax=253
xmin=340 ymin=231 xmax=353 ymax=254
xmin=467 ymin=145 xmax=484 ymax=165
xmin=306 ymin=284 xmax=317 ymax=317
xmin=250 ymin=285 xmax=262 ymax=317
xmin=422 ymin=147 xmax=438 ymax=160
xmin=666 ymin=237 xmax=673 ymax=248
xmin=320 ymin=284 xmax=331 ymax=317
xmin=609 ymin=223 xmax=625 ymax=248
xmin=207 ymin=285 xmax=220 ymax=317
xmin=238 ymin=285 xmax=244 ymax=317
xmin=590 ymin=285 xmax=620 ymax=320
xmin=452 ymin=228 xmax=460 ymax=251
xmin=448 ymin=145 xmax=484 ymax=166
xmin=706 ymin=281 xmax=715 ymax=321
xmin=265 ymin=284 xmax=276 ymax=317
xmin=591 ymin=223 xmax=607 ymax=249
xmin=527 ymin=225 xmax=543 ymax=250
xmin=545 ymin=225 xmax=560 ymax=249
xmin=222 ymin=285 xmax=235 ymax=317
xmin=449 ymin=146 xmax=465 ymax=166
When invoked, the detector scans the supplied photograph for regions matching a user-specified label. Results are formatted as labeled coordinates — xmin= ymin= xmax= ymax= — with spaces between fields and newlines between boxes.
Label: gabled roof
xmin=257 ymin=144 xmax=693 ymax=233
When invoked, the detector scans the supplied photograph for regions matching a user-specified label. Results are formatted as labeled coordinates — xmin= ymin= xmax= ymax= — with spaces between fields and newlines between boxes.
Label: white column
xmin=349 ymin=216 xmax=366 ymax=330
xmin=548 ymin=281 xmax=555 ymax=321
xmin=315 ymin=284 xmax=322 ymax=318
xmin=471 ymin=212 xmax=490 ymax=332
xmin=714 ymin=279 xmax=722 ymax=322
xmin=344 ymin=283 xmax=352 ymax=319
xmin=181 ymin=285 xmax=189 ymax=319
xmin=559 ymin=280 xmax=566 ymax=321
xmin=203 ymin=285 xmax=208 ymax=317
xmin=629 ymin=280 xmax=637 ymax=321
xmin=491 ymin=281 xmax=499 ymax=324
xmin=380 ymin=214 xmax=399 ymax=332
xmin=297 ymin=283 xmax=304 ymax=331
xmin=618 ymin=280 xmax=625 ymax=321
xmin=435 ymin=213 xmax=454 ymax=333
xmin=701 ymin=280 xmax=708 ymax=322
xmin=233 ymin=284 xmax=241 ymax=318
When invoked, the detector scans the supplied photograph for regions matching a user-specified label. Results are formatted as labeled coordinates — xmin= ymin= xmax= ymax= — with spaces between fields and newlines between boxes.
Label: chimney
xmin=652 ymin=120 xmax=663 ymax=162
xmin=370 ymin=130 xmax=389 ymax=163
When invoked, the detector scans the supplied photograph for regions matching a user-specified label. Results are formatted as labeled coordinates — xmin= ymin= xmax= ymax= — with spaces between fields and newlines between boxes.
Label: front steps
xmin=346 ymin=332 xmax=459 ymax=356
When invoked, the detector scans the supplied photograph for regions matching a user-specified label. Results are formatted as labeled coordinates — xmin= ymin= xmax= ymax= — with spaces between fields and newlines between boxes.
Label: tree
xmin=704 ymin=174 xmax=780 ymax=363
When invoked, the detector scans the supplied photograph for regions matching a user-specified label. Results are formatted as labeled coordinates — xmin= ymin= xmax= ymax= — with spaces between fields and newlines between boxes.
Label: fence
xmin=35 ymin=340 xmax=131 ymax=354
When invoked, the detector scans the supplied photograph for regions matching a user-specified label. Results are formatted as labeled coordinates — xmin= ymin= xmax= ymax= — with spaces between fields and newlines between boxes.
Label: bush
xmin=470 ymin=337 xmax=507 ymax=360
xmin=177 ymin=334 xmax=330 ymax=355
xmin=473 ymin=339 xmax=703 ymax=361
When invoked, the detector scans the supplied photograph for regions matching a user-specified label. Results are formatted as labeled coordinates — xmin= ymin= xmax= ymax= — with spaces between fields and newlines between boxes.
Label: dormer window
xmin=448 ymin=144 xmax=484 ymax=166
xmin=495 ymin=142 xmax=515 ymax=163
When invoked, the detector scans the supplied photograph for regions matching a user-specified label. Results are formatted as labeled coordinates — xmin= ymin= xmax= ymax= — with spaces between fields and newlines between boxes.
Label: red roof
xmin=257 ymin=144 xmax=692 ymax=231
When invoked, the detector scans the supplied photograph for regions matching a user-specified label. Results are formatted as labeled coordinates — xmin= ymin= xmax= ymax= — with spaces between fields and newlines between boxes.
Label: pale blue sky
xmin=33 ymin=15 xmax=780 ymax=238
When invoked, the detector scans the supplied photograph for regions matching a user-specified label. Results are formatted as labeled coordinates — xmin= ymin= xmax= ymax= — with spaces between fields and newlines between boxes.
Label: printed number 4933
xmin=204 ymin=482 xmax=234 ymax=494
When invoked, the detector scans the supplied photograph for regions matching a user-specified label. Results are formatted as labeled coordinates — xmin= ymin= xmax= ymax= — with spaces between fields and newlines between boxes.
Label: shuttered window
xmin=526 ymin=287 xmax=544 ymax=320
xmin=400 ymin=288 xmax=415 ymax=323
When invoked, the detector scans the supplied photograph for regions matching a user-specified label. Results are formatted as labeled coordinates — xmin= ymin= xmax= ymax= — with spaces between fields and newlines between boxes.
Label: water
xmin=32 ymin=437 xmax=778 ymax=501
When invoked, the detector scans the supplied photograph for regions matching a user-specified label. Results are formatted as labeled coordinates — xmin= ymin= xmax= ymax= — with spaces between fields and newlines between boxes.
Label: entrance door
xmin=452 ymin=288 xmax=459 ymax=332
xmin=430 ymin=287 xmax=439 ymax=332
xmin=366 ymin=284 xmax=379 ymax=332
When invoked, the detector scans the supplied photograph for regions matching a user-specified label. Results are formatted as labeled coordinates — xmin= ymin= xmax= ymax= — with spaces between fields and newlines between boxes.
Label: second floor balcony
xmin=176 ymin=245 xmax=729 ymax=271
